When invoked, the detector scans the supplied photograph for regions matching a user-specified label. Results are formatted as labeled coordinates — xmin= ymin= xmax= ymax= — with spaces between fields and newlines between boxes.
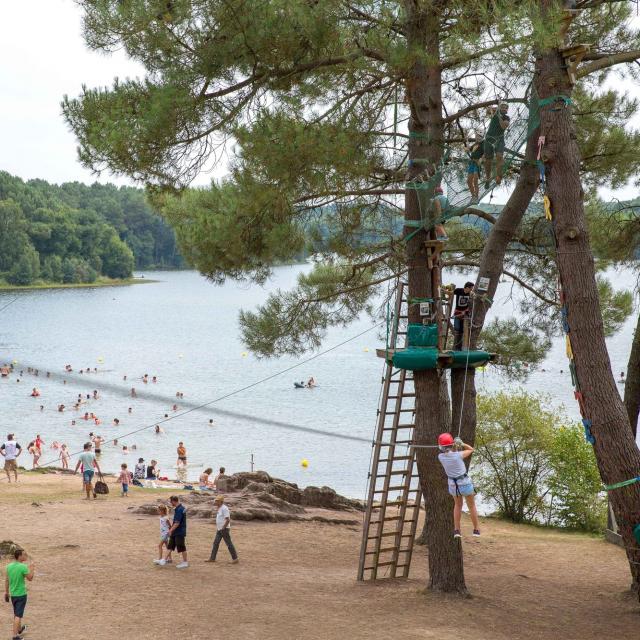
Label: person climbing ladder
xmin=437 ymin=433 xmax=480 ymax=539
xmin=432 ymin=186 xmax=449 ymax=241
xmin=483 ymin=102 xmax=510 ymax=188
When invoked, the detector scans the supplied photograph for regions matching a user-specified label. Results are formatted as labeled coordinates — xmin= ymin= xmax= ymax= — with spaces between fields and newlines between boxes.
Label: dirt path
xmin=1 ymin=473 xmax=637 ymax=639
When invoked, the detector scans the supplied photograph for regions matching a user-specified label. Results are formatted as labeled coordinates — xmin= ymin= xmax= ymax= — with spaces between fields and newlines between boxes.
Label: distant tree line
xmin=0 ymin=171 xmax=184 ymax=286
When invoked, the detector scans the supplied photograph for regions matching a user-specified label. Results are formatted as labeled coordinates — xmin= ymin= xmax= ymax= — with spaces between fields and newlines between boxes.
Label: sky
xmin=0 ymin=0 xmax=638 ymax=201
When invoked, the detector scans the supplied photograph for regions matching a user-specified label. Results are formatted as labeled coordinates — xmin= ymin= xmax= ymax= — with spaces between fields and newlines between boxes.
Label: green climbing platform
xmin=378 ymin=324 xmax=495 ymax=371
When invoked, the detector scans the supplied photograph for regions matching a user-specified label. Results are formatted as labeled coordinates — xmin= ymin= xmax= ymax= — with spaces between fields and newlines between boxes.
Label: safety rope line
xmin=1 ymin=322 xmax=385 ymax=480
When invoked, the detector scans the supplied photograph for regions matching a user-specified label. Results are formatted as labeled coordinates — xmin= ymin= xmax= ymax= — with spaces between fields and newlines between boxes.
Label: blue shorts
xmin=122 ymin=483 xmax=128 ymax=493
xmin=467 ymin=160 xmax=480 ymax=174
xmin=448 ymin=479 xmax=475 ymax=497
xmin=11 ymin=595 xmax=27 ymax=618
xmin=83 ymin=469 xmax=95 ymax=484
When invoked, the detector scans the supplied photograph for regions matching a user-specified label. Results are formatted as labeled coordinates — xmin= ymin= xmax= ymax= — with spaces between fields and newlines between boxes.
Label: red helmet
xmin=438 ymin=432 xmax=454 ymax=447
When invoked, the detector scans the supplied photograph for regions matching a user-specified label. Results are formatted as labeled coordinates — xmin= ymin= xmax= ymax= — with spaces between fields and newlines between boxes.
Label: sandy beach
xmin=1 ymin=471 xmax=638 ymax=640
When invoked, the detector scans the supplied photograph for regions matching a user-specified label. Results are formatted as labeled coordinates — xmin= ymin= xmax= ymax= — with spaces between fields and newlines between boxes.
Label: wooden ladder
xmin=357 ymin=281 xmax=423 ymax=581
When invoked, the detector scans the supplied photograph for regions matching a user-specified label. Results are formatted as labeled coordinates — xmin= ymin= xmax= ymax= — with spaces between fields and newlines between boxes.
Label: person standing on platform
xmin=453 ymin=282 xmax=474 ymax=350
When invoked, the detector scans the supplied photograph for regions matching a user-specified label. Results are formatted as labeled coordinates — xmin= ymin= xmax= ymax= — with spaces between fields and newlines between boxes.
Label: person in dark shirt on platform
xmin=453 ymin=282 xmax=474 ymax=350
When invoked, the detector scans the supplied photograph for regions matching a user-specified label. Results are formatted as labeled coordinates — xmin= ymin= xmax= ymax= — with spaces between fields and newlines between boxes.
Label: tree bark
xmin=536 ymin=2 xmax=640 ymax=594
xmin=624 ymin=311 xmax=640 ymax=439
xmin=405 ymin=1 xmax=466 ymax=593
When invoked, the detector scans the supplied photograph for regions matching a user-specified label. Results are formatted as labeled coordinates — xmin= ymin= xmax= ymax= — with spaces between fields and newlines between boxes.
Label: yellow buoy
xmin=241 ymin=352 xmax=248 ymax=357
xmin=97 ymin=357 xmax=104 ymax=363
xmin=301 ymin=459 xmax=309 ymax=468
xmin=12 ymin=360 xmax=18 ymax=365
xmin=363 ymin=347 xmax=369 ymax=352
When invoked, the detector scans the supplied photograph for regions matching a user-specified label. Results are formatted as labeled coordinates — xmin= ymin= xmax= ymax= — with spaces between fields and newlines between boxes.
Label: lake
xmin=0 ymin=266 xmax=636 ymax=498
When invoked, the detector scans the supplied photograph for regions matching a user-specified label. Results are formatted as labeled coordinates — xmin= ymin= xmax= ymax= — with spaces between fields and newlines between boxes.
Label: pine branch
xmin=443 ymin=259 xmax=558 ymax=306
xmin=578 ymin=49 xmax=640 ymax=78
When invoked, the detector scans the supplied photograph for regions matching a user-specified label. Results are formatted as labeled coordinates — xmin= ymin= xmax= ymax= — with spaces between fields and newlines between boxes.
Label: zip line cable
xmin=1 ymin=321 xmax=384 ymax=477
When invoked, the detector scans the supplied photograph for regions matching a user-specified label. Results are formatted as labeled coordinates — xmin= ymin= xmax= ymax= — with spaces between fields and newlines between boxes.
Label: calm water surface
xmin=0 ymin=266 xmax=635 ymax=497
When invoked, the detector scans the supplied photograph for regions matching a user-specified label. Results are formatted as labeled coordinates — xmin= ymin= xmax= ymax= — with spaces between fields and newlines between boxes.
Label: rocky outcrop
xmin=134 ymin=471 xmax=363 ymax=525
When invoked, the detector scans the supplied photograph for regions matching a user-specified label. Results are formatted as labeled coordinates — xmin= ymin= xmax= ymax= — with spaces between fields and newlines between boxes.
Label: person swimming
xmin=307 ymin=377 xmax=316 ymax=388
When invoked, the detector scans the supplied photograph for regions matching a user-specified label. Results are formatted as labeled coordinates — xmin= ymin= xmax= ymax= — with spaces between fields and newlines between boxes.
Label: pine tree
xmin=64 ymin=0 xmax=640 ymax=593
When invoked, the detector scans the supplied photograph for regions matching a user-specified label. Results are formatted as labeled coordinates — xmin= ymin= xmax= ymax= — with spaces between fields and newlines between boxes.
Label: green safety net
xmin=405 ymin=88 xmax=541 ymax=232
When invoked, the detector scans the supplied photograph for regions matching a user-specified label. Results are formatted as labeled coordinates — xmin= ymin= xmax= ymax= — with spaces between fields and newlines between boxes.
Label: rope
xmin=0 ymin=297 xmax=18 ymax=314
xmin=455 ymin=294 xmax=479 ymax=438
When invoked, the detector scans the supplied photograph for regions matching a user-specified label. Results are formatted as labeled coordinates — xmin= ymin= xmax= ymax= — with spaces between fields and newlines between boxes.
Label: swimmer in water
xmin=208 ymin=419 xmax=214 ymax=426
xmin=39 ymin=405 xmax=44 ymax=412
xmin=172 ymin=404 xmax=178 ymax=411
xmin=113 ymin=418 xmax=120 ymax=426
xmin=152 ymin=376 xmax=157 ymax=383
xmin=307 ymin=377 xmax=316 ymax=388
xmin=128 ymin=407 xmax=133 ymax=414
xmin=131 ymin=388 xmax=137 ymax=398
xmin=155 ymin=425 xmax=162 ymax=434
xmin=122 ymin=445 xmax=129 ymax=454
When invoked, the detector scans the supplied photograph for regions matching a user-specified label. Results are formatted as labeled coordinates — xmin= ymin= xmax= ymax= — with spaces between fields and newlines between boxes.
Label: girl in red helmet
xmin=437 ymin=432 xmax=481 ymax=539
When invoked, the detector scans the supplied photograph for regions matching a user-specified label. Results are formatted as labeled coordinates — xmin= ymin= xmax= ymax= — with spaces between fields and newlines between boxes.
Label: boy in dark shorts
xmin=155 ymin=496 xmax=188 ymax=568
xmin=466 ymin=134 xmax=484 ymax=204
xmin=483 ymin=102 xmax=510 ymax=187
xmin=4 ymin=549 xmax=34 ymax=640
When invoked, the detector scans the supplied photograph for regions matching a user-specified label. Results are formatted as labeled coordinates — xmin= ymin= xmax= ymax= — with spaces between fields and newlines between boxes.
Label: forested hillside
xmin=0 ymin=171 xmax=184 ymax=286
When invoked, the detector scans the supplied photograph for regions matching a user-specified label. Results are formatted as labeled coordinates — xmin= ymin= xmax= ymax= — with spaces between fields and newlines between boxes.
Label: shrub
xmin=475 ymin=391 xmax=553 ymax=523
xmin=547 ymin=425 xmax=606 ymax=532
xmin=475 ymin=391 xmax=606 ymax=532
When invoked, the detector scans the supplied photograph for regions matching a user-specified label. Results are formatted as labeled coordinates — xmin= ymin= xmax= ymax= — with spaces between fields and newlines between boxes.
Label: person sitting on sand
xmin=437 ymin=433 xmax=481 ymax=539
xmin=213 ymin=467 xmax=226 ymax=488
xmin=146 ymin=460 xmax=159 ymax=480
xmin=199 ymin=468 xmax=215 ymax=491
xmin=134 ymin=458 xmax=146 ymax=482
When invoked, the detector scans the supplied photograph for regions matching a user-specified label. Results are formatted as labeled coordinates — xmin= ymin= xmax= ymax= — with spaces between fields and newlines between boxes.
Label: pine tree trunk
xmin=624 ymin=311 xmax=640 ymax=438
xmin=536 ymin=21 xmax=640 ymax=595
xmin=405 ymin=3 xmax=466 ymax=593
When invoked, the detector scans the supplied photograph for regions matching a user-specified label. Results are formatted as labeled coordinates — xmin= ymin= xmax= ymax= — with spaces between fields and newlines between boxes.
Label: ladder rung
xmin=382 ymin=425 xmax=413 ymax=431
xmin=384 ymin=409 xmax=414 ymax=414
xmin=376 ymin=470 xmax=413 ymax=477
xmin=389 ymin=393 xmax=415 ymax=399
xmin=363 ymin=562 xmax=409 ymax=570
xmin=368 ymin=532 xmax=414 ymax=540
xmin=379 ymin=456 xmax=413 ymax=462
xmin=364 ymin=547 xmax=411 ymax=555
xmin=370 ymin=516 xmax=412 ymax=524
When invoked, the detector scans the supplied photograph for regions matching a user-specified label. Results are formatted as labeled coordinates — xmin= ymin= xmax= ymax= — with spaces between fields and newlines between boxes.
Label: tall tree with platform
xmin=64 ymin=0 xmax=640 ymax=593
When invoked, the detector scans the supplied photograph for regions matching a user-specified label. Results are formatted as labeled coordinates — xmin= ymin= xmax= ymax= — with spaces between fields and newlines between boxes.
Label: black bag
xmin=94 ymin=473 xmax=109 ymax=495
